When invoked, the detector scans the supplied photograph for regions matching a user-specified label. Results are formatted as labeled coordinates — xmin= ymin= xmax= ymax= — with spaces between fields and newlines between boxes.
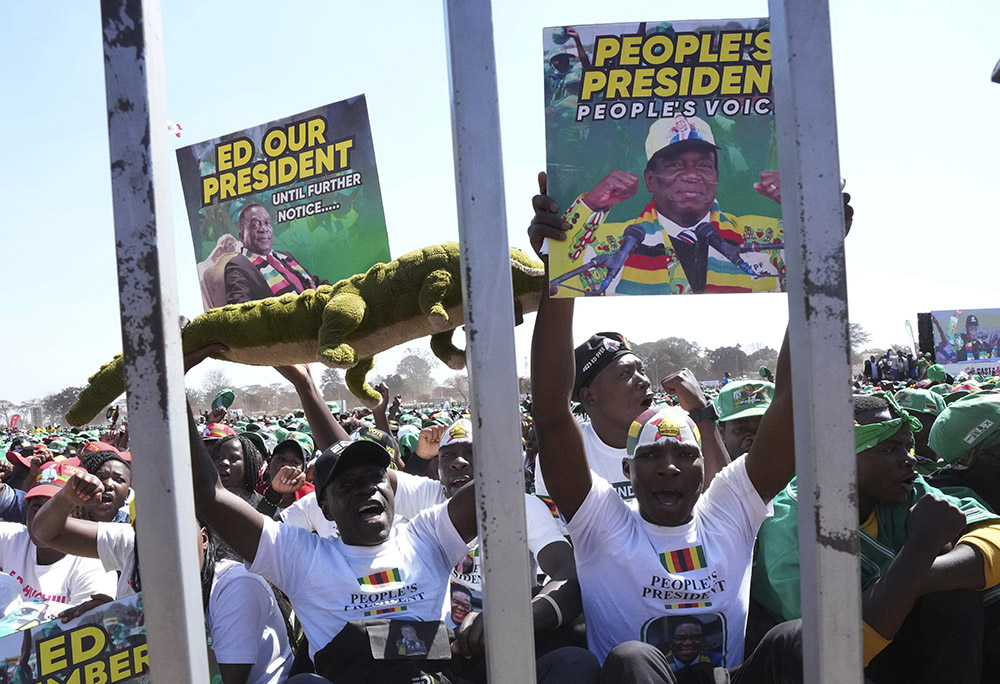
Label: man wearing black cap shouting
xmin=189 ymin=407 xmax=479 ymax=684
xmin=533 ymin=329 xmax=729 ymax=514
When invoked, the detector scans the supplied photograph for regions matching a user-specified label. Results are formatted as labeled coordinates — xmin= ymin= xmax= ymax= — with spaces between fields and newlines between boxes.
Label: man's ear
xmin=644 ymin=167 xmax=655 ymax=193
xmin=579 ymin=385 xmax=596 ymax=407
xmin=622 ymin=457 xmax=631 ymax=480
xmin=318 ymin=496 xmax=334 ymax=521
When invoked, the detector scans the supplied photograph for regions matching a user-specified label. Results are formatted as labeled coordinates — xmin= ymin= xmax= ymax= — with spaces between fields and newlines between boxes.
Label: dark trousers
xmin=461 ymin=646 xmax=600 ymax=684
xmin=865 ymin=589 xmax=984 ymax=684
xmin=599 ymin=620 xmax=804 ymax=684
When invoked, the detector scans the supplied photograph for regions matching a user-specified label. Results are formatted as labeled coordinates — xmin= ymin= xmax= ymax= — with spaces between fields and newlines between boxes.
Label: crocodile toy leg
xmin=317 ymin=293 xmax=366 ymax=368
xmin=345 ymin=357 xmax=381 ymax=407
xmin=418 ymin=269 xmax=455 ymax=332
xmin=430 ymin=331 xmax=466 ymax=370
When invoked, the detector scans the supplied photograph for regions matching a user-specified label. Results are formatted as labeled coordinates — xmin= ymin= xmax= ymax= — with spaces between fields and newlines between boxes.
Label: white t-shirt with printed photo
xmin=567 ymin=457 xmax=771 ymax=666
xmin=0 ymin=522 xmax=117 ymax=609
xmin=250 ymin=503 xmax=468 ymax=659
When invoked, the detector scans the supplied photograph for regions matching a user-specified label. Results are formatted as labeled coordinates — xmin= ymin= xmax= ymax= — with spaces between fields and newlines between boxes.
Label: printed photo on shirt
xmin=447 ymin=581 xmax=481 ymax=629
xmin=641 ymin=613 xmax=724 ymax=672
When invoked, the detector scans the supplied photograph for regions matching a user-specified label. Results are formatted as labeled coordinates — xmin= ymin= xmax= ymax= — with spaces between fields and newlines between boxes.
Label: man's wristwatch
xmin=687 ymin=403 xmax=719 ymax=423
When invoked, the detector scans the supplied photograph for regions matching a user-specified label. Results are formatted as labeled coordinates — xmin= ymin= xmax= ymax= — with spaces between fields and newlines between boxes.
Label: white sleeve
xmin=699 ymin=457 xmax=772 ymax=541
xmin=393 ymin=471 xmax=446 ymax=521
xmin=565 ymin=474 xmax=633 ymax=563
xmin=249 ymin=517 xmax=321 ymax=595
xmin=280 ymin=495 xmax=316 ymax=532
xmin=524 ymin=494 xmax=569 ymax=558
xmin=96 ymin=523 xmax=136 ymax=573
xmin=208 ymin=568 xmax=276 ymax=665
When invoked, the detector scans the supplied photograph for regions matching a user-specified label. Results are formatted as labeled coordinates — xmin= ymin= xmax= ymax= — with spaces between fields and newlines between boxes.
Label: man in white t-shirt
xmin=529 ymin=178 xmax=804 ymax=682
xmin=190 ymin=409 xmax=479 ymax=684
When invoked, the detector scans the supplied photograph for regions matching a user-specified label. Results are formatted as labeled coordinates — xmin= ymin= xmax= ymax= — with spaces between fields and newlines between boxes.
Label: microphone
xmin=693 ymin=222 xmax=757 ymax=277
xmin=595 ymin=224 xmax=647 ymax=293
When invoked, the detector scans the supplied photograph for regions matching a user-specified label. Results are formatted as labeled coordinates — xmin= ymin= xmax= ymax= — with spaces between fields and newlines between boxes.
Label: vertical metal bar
xmin=101 ymin=1 xmax=210 ymax=681
xmin=443 ymin=2 xmax=537 ymax=682
xmin=768 ymin=1 xmax=863 ymax=681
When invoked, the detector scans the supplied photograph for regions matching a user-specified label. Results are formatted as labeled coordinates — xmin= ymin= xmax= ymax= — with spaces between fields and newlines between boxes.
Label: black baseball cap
xmin=313 ymin=440 xmax=392 ymax=498
xmin=573 ymin=332 xmax=635 ymax=401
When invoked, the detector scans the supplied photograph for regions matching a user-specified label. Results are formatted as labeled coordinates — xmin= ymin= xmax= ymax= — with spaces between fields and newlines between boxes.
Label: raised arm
xmin=529 ymin=172 xmax=592 ymax=522
xmin=274 ymin=364 xmax=348 ymax=451
xmin=661 ymin=368 xmax=730 ymax=487
xmin=744 ymin=328 xmax=794 ymax=502
xmin=371 ymin=382 xmax=394 ymax=436
xmin=32 ymin=472 xmax=103 ymax=559
xmin=189 ymin=405 xmax=264 ymax=562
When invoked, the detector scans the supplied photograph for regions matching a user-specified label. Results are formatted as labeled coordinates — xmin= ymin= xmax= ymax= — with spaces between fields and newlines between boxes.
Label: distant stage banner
xmin=543 ymin=19 xmax=785 ymax=297
xmin=0 ymin=593 xmax=222 ymax=683
xmin=930 ymin=308 xmax=1000 ymax=376
xmin=177 ymin=95 xmax=390 ymax=310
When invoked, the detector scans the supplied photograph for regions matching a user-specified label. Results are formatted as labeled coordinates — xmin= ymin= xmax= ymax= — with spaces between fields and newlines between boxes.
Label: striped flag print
xmin=664 ymin=602 xmax=712 ymax=610
xmin=659 ymin=545 xmax=708 ymax=573
xmin=357 ymin=568 xmax=403 ymax=589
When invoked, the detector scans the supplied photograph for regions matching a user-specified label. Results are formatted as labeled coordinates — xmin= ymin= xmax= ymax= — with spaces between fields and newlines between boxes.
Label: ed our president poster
xmin=176 ymin=96 xmax=390 ymax=310
xmin=544 ymin=19 xmax=785 ymax=297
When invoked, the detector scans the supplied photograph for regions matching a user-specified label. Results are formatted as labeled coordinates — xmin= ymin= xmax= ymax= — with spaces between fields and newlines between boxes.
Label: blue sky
xmin=3 ymin=0 xmax=999 ymax=405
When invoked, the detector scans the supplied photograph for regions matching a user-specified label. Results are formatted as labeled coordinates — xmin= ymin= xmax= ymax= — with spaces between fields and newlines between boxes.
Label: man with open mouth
xmin=189 ymin=406 xmax=479 ymax=684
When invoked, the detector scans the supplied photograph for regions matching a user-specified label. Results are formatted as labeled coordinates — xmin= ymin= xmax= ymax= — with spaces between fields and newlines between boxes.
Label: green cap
xmin=894 ymin=388 xmax=946 ymax=417
xmin=212 ymin=389 xmax=235 ymax=410
xmin=274 ymin=431 xmax=315 ymax=462
xmin=929 ymin=383 xmax=953 ymax=396
xmin=714 ymin=380 xmax=774 ymax=422
xmin=928 ymin=391 xmax=1000 ymax=464
xmin=398 ymin=431 xmax=419 ymax=455
xmin=927 ymin=364 xmax=946 ymax=383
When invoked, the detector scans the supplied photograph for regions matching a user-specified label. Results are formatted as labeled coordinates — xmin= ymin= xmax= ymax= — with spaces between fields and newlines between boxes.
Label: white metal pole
xmin=443 ymin=1 xmax=537 ymax=682
xmin=100 ymin=0 xmax=210 ymax=680
xmin=768 ymin=1 xmax=864 ymax=681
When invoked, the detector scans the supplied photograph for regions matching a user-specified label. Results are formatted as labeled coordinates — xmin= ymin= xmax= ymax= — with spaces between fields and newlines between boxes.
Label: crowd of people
xmin=1 ymin=184 xmax=999 ymax=684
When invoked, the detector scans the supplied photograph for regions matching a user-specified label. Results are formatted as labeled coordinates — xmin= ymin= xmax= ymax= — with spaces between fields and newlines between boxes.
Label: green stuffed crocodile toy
xmin=66 ymin=242 xmax=544 ymax=426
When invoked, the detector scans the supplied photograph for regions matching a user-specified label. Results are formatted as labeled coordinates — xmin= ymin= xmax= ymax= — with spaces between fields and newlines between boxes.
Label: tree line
xmin=5 ymin=325 xmax=894 ymax=427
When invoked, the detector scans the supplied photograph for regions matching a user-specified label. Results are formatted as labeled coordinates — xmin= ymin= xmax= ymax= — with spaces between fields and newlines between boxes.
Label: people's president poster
xmin=177 ymin=96 xmax=390 ymax=310
xmin=544 ymin=19 xmax=785 ymax=297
